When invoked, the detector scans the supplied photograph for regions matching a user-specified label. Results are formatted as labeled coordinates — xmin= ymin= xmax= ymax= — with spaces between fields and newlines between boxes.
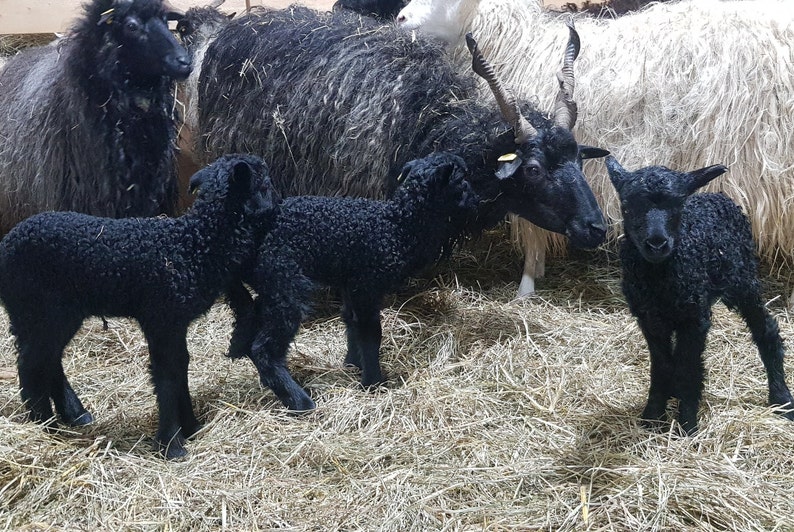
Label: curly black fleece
xmin=0 ymin=154 xmax=279 ymax=459
xmin=609 ymin=157 xmax=794 ymax=435
xmin=227 ymin=153 xmax=478 ymax=411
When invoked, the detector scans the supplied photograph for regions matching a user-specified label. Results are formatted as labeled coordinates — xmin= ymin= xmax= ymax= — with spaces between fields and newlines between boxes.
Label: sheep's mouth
xmin=565 ymin=221 xmax=607 ymax=249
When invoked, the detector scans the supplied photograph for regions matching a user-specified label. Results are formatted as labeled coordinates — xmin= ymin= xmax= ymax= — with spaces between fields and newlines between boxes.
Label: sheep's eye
xmin=525 ymin=163 xmax=543 ymax=180
xmin=125 ymin=19 xmax=141 ymax=33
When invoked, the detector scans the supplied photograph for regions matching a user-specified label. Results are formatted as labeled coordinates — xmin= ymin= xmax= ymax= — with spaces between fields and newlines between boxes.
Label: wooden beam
xmin=0 ymin=0 xmax=336 ymax=35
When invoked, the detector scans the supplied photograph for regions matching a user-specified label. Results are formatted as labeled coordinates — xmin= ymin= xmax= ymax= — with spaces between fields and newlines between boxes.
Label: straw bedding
xmin=1 ymin=232 xmax=793 ymax=530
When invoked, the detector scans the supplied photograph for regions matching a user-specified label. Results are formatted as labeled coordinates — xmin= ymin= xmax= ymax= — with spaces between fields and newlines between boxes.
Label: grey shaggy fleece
xmin=0 ymin=0 xmax=191 ymax=234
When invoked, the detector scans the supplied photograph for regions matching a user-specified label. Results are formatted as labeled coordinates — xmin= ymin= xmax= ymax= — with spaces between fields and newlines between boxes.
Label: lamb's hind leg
xmin=248 ymin=268 xmax=315 ymax=412
xmin=735 ymin=296 xmax=794 ymax=419
xmin=342 ymin=289 xmax=384 ymax=388
xmin=15 ymin=312 xmax=89 ymax=427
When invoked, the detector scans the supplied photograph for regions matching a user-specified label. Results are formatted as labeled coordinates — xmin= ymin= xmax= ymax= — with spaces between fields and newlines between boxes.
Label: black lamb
xmin=606 ymin=155 xmax=794 ymax=435
xmin=0 ymin=0 xmax=191 ymax=235
xmin=0 ymin=154 xmax=279 ymax=459
xmin=228 ymin=153 xmax=477 ymax=411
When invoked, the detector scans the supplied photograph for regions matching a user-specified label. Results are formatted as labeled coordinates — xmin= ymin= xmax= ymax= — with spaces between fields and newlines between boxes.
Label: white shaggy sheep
xmin=397 ymin=0 xmax=794 ymax=300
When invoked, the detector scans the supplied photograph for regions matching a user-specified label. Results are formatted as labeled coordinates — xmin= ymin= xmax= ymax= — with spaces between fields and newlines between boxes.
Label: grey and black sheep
xmin=177 ymin=7 xmax=607 ymax=253
xmin=606 ymin=156 xmax=794 ymax=434
xmin=0 ymin=154 xmax=279 ymax=459
xmin=0 ymin=0 xmax=191 ymax=234
xmin=228 ymin=153 xmax=478 ymax=411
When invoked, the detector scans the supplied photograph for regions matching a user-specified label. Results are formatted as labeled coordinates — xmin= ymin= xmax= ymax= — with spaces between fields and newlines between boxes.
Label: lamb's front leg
xmin=672 ymin=322 xmax=709 ymax=435
xmin=248 ymin=277 xmax=315 ymax=412
xmin=342 ymin=290 xmax=385 ymax=388
xmin=143 ymin=324 xmax=197 ymax=459
xmin=636 ymin=317 xmax=675 ymax=428
xmin=226 ymin=281 xmax=257 ymax=359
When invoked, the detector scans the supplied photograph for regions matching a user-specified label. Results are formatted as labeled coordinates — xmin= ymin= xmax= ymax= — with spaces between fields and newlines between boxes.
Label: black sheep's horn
xmin=553 ymin=18 xmax=579 ymax=131
xmin=466 ymin=33 xmax=537 ymax=144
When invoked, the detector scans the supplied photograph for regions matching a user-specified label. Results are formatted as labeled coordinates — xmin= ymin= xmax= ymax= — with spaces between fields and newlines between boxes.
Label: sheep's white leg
xmin=516 ymin=245 xmax=545 ymax=298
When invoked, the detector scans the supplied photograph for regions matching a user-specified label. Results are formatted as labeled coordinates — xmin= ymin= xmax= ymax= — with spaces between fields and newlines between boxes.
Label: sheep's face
xmin=97 ymin=0 xmax=191 ymax=80
xmin=497 ymin=128 xmax=608 ymax=249
xmin=176 ymin=7 xmax=233 ymax=56
xmin=606 ymin=156 xmax=727 ymax=263
xmin=396 ymin=0 xmax=467 ymax=45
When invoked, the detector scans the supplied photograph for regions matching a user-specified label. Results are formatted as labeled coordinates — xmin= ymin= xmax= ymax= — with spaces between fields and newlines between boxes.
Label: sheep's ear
xmin=579 ymin=145 xmax=610 ymax=160
xmin=604 ymin=155 xmax=629 ymax=191
xmin=686 ymin=164 xmax=728 ymax=194
xmin=230 ymin=160 xmax=254 ymax=190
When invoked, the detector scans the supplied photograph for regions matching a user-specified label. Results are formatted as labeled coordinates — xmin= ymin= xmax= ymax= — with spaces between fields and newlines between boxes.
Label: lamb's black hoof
xmin=285 ymin=392 xmax=316 ymax=413
xmin=64 ymin=410 xmax=94 ymax=427
xmin=156 ymin=438 xmax=188 ymax=460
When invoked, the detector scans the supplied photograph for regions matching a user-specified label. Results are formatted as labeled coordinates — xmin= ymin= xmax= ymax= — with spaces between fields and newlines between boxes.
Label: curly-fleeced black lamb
xmin=177 ymin=8 xmax=607 ymax=252
xmin=0 ymin=154 xmax=279 ymax=459
xmin=606 ymin=156 xmax=794 ymax=435
xmin=228 ymin=153 xmax=478 ymax=411
xmin=333 ymin=0 xmax=407 ymax=21
xmin=0 ymin=0 xmax=192 ymax=235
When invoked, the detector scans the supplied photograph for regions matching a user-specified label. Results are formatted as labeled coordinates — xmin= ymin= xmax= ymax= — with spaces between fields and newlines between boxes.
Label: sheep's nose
xmin=396 ymin=14 xmax=406 ymax=23
xmin=645 ymin=236 xmax=670 ymax=253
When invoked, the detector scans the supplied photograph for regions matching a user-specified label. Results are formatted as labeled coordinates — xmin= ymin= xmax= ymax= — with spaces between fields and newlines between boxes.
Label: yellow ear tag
xmin=498 ymin=153 xmax=518 ymax=162
xmin=99 ymin=8 xmax=115 ymax=25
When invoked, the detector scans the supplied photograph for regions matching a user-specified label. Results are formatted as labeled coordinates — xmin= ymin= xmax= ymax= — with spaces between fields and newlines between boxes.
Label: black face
xmin=498 ymin=128 xmax=608 ymax=249
xmin=619 ymin=181 xmax=687 ymax=263
xmin=111 ymin=9 xmax=191 ymax=80
xmin=605 ymin=156 xmax=728 ymax=264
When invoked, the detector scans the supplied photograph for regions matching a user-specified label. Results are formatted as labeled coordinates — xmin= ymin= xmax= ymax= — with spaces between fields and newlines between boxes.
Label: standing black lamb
xmin=230 ymin=153 xmax=477 ymax=412
xmin=606 ymin=155 xmax=794 ymax=434
xmin=0 ymin=0 xmax=192 ymax=234
xmin=177 ymin=8 xmax=608 ymax=253
xmin=0 ymin=154 xmax=279 ymax=459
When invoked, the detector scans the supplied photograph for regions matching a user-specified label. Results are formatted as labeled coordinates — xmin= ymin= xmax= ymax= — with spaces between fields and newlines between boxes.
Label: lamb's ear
xmin=604 ymin=155 xmax=629 ymax=191
xmin=188 ymin=169 xmax=206 ymax=194
xmin=229 ymin=160 xmax=254 ymax=191
xmin=686 ymin=164 xmax=728 ymax=194
xmin=579 ymin=145 xmax=610 ymax=160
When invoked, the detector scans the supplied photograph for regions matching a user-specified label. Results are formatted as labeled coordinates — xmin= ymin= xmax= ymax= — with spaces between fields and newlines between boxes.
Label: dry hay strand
xmin=1 ymin=243 xmax=794 ymax=530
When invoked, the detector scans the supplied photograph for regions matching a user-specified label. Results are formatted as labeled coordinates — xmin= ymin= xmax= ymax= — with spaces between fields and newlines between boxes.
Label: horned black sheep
xmin=177 ymin=7 xmax=608 ymax=257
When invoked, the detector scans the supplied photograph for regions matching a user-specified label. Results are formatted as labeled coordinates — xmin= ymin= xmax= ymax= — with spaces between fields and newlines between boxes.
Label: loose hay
xmin=1 ymin=236 xmax=793 ymax=530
